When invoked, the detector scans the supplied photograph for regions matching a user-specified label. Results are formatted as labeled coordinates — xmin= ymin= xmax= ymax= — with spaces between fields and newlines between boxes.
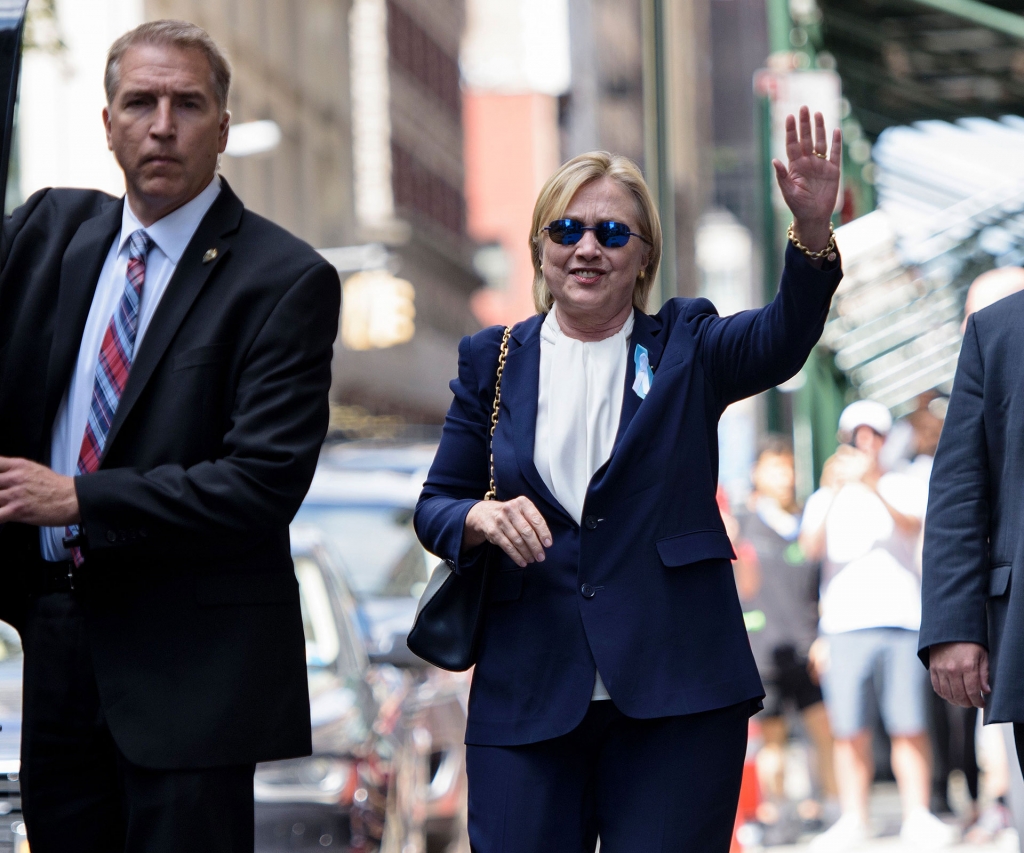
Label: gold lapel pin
xmin=202 ymin=248 xmax=219 ymax=264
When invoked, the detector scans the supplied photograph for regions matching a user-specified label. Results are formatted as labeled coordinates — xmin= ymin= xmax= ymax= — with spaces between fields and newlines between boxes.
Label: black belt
xmin=32 ymin=559 xmax=78 ymax=594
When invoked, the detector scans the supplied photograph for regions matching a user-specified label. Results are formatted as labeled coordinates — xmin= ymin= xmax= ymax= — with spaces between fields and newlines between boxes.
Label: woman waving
xmin=415 ymin=106 xmax=842 ymax=853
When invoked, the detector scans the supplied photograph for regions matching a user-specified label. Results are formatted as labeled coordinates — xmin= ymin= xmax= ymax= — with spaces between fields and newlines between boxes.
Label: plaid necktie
xmin=66 ymin=229 xmax=152 ymax=566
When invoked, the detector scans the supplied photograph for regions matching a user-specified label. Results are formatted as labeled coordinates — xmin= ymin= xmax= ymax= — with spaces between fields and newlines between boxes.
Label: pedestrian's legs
xmin=801 ymin=701 xmax=837 ymax=801
xmin=819 ymin=630 xmax=879 ymax=825
xmin=877 ymin=629 xmax=932 ymax=818
xmin=891 ymin=734 xmax=932 ymax=816
xmin=833 ymin=731 xmax=873 ymax=823
xmin=758 ymin=715 xmax=789 ymax=800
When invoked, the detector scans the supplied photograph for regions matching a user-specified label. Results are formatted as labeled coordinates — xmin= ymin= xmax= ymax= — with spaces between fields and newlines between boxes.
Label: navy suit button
xmin=106 ymin=530 xmax=117 ymax=543
xmin=584 ymin=516 xmax=598 ymax=530
xmin=580 ymin=583 xmax=596 ymax=599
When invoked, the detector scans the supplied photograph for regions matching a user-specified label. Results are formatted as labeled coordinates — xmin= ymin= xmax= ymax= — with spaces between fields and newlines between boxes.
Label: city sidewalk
xmin=771 ymin=784 xmax=1020 ymax=852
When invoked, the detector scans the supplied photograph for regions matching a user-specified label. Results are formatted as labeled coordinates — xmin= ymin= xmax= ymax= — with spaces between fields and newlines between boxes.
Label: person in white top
xmin=801 ymin=400 xmax=957 ymax=851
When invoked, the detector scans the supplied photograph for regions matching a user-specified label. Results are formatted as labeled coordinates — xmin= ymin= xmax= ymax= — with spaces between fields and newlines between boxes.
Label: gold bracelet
xmin=788 ymin=222 xmax=838 ymax=262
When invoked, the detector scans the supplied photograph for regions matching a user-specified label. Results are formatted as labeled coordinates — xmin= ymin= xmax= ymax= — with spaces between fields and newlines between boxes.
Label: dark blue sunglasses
xmin=544 ymin=219 xmax=652 ymax=249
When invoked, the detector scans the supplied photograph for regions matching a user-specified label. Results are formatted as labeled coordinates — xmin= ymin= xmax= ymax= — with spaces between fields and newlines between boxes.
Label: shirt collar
xmin=118 ymin=174 xmax=222 ymax=263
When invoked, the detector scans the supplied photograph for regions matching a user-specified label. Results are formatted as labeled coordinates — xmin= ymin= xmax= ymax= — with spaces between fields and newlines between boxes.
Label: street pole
xmin=642 ymin=0 xmax=676 ymax=309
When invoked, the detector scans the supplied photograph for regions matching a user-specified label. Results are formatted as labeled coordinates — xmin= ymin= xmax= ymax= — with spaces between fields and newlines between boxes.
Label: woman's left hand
xmin=772 ymin=106 xmax=842 ymax=253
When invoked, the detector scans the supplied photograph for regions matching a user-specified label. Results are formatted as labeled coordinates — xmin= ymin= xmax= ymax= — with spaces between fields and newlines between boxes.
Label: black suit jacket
xmin=920 ymin=293 xmax=1024 ymax=723
xmin=0 ymin=180 xmax=341 ymax=768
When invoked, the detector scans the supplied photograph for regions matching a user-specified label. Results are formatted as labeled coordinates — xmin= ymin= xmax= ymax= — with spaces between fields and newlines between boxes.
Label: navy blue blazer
xmin=415 ymin=244 xmax=842 ymax=746
xmin=921 ymin=293 xmax=1024 ymax=723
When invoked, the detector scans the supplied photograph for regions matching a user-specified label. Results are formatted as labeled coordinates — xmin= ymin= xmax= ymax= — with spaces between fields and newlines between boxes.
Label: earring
xmin=638 ymin=270 xmax=645 ymax=280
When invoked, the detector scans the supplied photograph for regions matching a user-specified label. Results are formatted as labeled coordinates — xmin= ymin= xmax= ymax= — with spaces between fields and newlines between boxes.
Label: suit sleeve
xmin=413 ymin=329 xmax=501 ymax=574
xmin=75 ymin=260 xmax=340 ymax=552
xmin=690 ymin=242 xmax=842 ymax=410
xmin=918 ymin=314 xmax=990 ymax=661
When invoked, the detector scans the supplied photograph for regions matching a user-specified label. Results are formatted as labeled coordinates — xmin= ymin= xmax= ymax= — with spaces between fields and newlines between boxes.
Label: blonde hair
xmin=529 ymin=151 xmax=662 ymax=315
xmin=106 ymin=20 xmax=232 ymax=110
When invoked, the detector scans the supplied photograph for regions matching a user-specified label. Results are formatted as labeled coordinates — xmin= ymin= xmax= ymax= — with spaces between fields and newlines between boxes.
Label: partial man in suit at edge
xmin=921 ymin=265 xmax=1024 ymax=822
xmin=0 ymin=20 xmax=340 ymax=852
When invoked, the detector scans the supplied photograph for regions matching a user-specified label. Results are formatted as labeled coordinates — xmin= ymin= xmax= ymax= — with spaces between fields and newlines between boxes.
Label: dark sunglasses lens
xmin=598 ymin=222 xmax=632 ymax=248
xmin=548 ymin=219 xmax=582 ymax=245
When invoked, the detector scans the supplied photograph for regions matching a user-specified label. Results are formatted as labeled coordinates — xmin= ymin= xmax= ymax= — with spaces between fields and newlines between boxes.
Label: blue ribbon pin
xmin=632 ymin=344 xmax=654 ymax=400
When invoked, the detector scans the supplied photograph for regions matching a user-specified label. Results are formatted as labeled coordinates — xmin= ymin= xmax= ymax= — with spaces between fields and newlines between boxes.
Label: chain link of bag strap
xmin=483 ymin=326 xmax=512 ymax=501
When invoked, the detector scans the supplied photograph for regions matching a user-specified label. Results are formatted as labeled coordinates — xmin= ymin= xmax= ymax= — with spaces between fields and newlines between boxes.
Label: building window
xmin=392 ymin=142 xmax=465 ymax=235
xmin=386 ymin=0 xmax=461 ymax=118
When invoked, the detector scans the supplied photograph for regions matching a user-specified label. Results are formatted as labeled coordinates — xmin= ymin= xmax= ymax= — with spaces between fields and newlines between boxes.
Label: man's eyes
xmin=121 ymin=97 xmax=204 ymax=108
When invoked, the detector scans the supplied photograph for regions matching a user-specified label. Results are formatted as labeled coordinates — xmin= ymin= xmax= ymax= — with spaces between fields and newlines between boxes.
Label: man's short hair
xmin=105 ymin=20 xmax=232 ymax=111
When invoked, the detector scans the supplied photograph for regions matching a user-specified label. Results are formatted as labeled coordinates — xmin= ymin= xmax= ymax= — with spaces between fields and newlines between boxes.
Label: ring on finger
xmin=814 ymin=151 xmax=827 ymax=159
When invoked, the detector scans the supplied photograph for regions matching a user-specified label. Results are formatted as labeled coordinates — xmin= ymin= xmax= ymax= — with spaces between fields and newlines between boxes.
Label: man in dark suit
xmin=920 ymin=280 xmax=1024 ymax=770
xmin=0 ymin=20 xmax=340 ymax=852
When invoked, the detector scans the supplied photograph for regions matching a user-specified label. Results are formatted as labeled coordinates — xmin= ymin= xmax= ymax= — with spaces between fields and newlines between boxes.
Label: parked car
xmin=258 ymin=526 xmax=467 ymax=853
xmin=255 ymin=525 xmax=390 ymax=851
xmin=295 ymin=450 xmax=436 ymax=667
xmin=0 ymin=623 xmax=26 ymax=853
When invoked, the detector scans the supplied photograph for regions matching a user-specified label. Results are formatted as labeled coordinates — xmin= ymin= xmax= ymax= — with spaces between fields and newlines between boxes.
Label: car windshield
xmin=294 ymin=504 xmax=433 ymax=598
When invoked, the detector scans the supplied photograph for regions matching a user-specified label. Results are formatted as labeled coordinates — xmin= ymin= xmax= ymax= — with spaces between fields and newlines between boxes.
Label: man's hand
xmin=929 ymin=641 xmax=990 ymax=709
xmin=464 ymin=497 xmax=552 ymax=568
xmin=0 ymin=457 xmax=80 ymax=526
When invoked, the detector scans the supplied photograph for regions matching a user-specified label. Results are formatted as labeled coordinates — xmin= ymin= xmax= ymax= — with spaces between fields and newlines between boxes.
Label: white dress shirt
xmin=41 ymin=176 xmax=222 ymax=561
xmin=534 ymin=305 xmax=634 ymax=700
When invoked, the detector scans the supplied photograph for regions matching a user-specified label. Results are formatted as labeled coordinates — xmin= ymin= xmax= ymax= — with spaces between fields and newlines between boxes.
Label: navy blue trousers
xmin=465 ymin=699 xmax=749 ymax=853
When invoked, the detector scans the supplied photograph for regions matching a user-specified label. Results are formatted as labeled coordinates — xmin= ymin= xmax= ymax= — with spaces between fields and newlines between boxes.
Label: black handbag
xmin=407 ymin=326 xmax=511 ymax=671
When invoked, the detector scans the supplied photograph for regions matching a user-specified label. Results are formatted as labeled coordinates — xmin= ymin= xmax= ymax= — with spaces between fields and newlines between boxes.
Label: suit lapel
xmin=43 ymin=197 xmax=125 ymax=431
xmin=100 ymin=182 xmax=244 ymax=460
xmin=613 ymin=307 xmax=665 ymax=448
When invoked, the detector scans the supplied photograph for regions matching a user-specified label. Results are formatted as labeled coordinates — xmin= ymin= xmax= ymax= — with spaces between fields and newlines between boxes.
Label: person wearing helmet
xmin=800 ymin=400 xmax=957 ymax=851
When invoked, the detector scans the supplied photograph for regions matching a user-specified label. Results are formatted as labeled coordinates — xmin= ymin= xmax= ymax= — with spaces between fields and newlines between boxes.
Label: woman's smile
xmin=569 ymin=267 xmax=606 ymax=284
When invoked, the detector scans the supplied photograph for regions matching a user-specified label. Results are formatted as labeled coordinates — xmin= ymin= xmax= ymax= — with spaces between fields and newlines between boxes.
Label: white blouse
xmin=534 ymin=306 xmax=634 ymax=701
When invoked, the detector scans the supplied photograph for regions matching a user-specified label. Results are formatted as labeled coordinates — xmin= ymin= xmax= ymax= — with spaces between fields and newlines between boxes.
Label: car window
xmin=294 ymin=505 xmax=434 ymax=598
xmin=295 ymin=556 xmax=341 ymax=669
xmin=0 ymin=623 xmax=19 ymax=661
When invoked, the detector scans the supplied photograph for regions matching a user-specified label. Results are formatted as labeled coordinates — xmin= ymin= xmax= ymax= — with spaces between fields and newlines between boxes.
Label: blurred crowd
xmin=724 ymin=266 xmax=1024 ymax=851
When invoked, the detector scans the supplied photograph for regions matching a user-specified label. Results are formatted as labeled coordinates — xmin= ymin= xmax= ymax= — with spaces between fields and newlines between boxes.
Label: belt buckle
xmin=65 ymin=561 xmax=75 ymax=592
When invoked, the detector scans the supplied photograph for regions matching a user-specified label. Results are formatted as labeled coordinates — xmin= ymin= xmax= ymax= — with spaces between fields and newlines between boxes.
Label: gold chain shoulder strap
xmin=483 ymin=326 xmax=512 ymax=501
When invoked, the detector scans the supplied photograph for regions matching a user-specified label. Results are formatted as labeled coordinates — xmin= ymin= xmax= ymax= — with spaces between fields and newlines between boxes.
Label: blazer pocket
xmin=173 ymin=343 xmax=229 ymax=371
xmin=488 ymin=569 xmax=523 ymax=602
xmin=196 ymin=571 xmax=298 ymax=606
xmin=989 ymin=564 xmax=1011 ymax=597
xmin=656 ymin=529 xmax=736 ymax=567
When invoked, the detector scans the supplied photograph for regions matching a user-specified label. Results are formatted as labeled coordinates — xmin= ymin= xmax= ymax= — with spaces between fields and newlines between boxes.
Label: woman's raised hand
xmin=463 ymin=496 xmax=552 ymax=568
xmin=772 ymin=106 xmax=842 ymax=253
